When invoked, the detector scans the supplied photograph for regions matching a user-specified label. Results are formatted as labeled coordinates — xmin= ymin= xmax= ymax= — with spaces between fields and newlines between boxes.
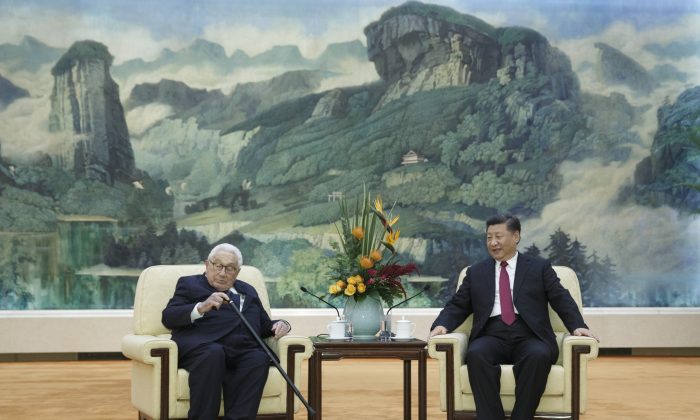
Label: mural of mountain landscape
xmin=0 ymin=0 xmax=698 ymax=310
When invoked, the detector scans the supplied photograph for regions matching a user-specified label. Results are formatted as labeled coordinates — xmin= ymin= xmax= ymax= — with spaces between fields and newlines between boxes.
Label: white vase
xmin=344 ymin=296 xmax=383 ymax=338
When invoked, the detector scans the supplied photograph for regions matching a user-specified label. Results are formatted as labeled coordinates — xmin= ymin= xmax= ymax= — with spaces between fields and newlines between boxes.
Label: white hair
xmin=208 ymin=243 xmax=243 ymax=267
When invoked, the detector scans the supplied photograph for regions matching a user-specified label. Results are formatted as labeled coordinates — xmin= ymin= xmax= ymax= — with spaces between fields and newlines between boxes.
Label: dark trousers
xmin=466 ymin=316 xmax=553 ymax=420
xmin=180 ymin=334 xmax=270 ymax=420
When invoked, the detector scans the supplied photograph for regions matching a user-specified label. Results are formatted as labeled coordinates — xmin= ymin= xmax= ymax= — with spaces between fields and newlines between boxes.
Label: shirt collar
xmin=496 ymin=251 xmax=519 ymax=266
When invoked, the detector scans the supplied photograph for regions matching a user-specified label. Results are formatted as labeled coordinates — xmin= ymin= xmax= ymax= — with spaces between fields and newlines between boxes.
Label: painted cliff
xmin=49 ymin=40 xmax=134 ymax=184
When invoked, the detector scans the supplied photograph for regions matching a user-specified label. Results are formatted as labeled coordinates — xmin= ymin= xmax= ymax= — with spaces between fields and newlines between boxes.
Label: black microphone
xmin=300 ymin=286 xmax=340 ymax=318
xmin=386 ymin=285 xmax=430 ymax=315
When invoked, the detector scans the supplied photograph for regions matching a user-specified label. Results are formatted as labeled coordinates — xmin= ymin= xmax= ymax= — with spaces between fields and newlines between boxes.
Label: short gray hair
xmin=208 ymin=243 xmax=243 ymax=267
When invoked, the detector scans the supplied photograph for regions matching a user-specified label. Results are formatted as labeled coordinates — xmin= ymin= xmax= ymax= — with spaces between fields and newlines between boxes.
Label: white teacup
xmin=394 ymin=318 xmax=416 ymax=339
xmin=327 ymin=319 xmax=348 ymax=339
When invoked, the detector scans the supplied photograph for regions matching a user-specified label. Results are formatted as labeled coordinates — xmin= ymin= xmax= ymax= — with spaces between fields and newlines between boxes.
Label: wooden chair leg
xmin=571 ymin=345 xmax=591 ymax=420
xmin=149 ymin=348 xmax=171 ymax=420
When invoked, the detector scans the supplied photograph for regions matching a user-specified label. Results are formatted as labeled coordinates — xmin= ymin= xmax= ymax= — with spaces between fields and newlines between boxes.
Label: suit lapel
xmin=474 ymin=260 xmax=496 ymax=309
xmin=512 ymin=253 xmax=531 ymax=302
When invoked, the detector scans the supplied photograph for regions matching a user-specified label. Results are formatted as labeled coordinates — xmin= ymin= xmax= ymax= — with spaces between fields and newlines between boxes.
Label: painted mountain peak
xmin=365 ymin=0 xmax=577 ymax=108
xmin=49 ymin=40 xmax=134 ymax=184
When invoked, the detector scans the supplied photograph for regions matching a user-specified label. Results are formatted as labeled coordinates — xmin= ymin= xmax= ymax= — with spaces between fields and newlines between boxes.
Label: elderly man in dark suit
xmin=429 ymin=214 xmax=598 ymax=420
xmin=162 ymin=243 xmax=290 ymax=420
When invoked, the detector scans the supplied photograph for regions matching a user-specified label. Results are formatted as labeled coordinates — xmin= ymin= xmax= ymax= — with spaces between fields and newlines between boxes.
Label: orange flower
xmin=336 ymin=280 xmax=346 ymax=289
xmin=357 ymin=283 xmax=366 ymax=293
xmin=370 ymin=249 xmax=382 ymax=262
xmin=344 ymin=284 xmax=356 ymax=296
xmin=359 ymin=256 xmax=373 ymax=269
xmin=351 ymin=226 xmax=364 ymax=240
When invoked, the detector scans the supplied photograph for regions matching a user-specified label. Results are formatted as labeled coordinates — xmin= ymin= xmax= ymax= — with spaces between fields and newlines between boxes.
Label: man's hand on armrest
xmin=428 ymin=325 xmax=448 ymax=340
xmin=573 ymin=327 xmax=599 ymax=342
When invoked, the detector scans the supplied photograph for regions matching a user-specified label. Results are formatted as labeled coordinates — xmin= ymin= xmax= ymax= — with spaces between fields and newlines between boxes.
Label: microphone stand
xmin=386 ymin=285 xmax=430 ymax=316
xmin=300 ymin=286 xmax=341 ymax=318
xmin=226 ymin=297 xmax=315 ymax=417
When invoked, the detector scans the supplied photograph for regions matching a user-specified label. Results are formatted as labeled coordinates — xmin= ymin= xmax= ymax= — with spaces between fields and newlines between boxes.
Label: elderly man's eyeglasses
xmin=208 ymin=260 xmax=238 ymax=274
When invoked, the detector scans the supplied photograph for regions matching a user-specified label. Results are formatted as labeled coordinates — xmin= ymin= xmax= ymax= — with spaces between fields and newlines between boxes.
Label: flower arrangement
xmin=326 ymin=191 xmax=417 ymax=307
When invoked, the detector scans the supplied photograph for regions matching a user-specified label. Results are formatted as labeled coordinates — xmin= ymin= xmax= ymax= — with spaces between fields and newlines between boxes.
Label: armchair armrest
xmin=121 ymin=334 xmax=180 ymax=420
xmin=122 ymin=334 xmax=178 ymax=363
xmin=427 ymin=332 xmax=468 ymax=364
xmin=427 ymin=333 xmax=468 ymax=417
xmin=275 ymin=335 xmax=314 ymax=361
xmin=561 ymin=334 xmax=599 ymax=417
xmin=562 ymin=335 xmax=599 ymax=363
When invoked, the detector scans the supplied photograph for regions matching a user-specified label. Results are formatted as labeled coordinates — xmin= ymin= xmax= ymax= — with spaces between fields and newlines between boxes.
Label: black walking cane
xmin=225 ymin=294 xmax=315 ymax=417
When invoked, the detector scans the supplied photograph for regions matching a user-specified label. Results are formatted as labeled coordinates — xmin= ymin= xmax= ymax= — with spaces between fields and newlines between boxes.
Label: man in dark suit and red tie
xmin=162 ymin=243 xmax=291 ymax=420
xmin=429 ymin=214 xmax=598 ymax=420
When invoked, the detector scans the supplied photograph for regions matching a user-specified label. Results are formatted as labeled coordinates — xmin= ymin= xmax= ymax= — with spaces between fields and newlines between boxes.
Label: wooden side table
xmin=308 ymin=336 xmax=427 ymax=420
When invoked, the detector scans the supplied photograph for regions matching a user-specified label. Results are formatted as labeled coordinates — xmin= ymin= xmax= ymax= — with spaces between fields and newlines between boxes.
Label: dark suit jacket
xmin=432 ymin=254 xmax=587 ymax=362
xmin=162 ymin=274 xmax=275 ymax=359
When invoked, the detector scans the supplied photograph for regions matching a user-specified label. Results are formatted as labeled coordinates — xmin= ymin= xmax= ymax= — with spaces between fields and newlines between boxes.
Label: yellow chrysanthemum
xmin=357 ymin=283 xmax=366 ymax=293
xmin=359 ymin=256 xmax=373 ymax=269
xmin=336 ymin=280 xmax=346 ymax=289
xmin=370 ymin=249 xmax=382 ymax=262
xmin=351 ymin=226 xmax=364 ymax=240
xmin=328 ymin=284 xmax=339 ymax=294
xmin=353 ymin=275 xmax=364 ymax=283
xmin=347 ymin=276 xmax=358 ymax=285
xmin=344 ymin=284 xmax=356 ymax=296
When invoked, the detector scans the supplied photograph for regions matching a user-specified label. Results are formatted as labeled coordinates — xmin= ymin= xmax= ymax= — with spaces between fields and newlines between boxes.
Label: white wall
xmin=1 ymin=307 xmax=699 ymax=354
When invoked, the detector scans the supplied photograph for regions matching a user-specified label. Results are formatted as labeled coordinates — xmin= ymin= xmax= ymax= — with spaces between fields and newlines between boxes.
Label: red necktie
xmin=499 ymin=261 xmax=516 ymax=325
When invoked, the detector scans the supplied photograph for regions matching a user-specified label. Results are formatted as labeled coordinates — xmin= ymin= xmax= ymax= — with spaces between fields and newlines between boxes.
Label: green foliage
xmin=51 ymin=40 xmax=113 ymax=75
xmin=383 ymin=165 xmax=461 ymax=206
xmin=58 ymin=180 xmax=127 ymax=218
xmin=272 ymin=247 xmax=331 ymax=307
xmin=0 ymin=238 xmax=35 ymax=309
xmin=450 ymin=171 xmax=539 ymax=212
xmin=437 ymin=132 xmax=463 ymax=168
xmin=544 ymin=228 xmax=572 ymax=266
xmin=249 ymin=239 xmax=314 ymax=277
xmin=104 ymin=222 xmax=209 ymax=268
xmin=523 ymin=243 xmax=541 ymax=258
xmin=12 ymin=165 xmax=75 ymax=199
xmin=497 ymin=26 xmax=546 ymax=48
xmin=56 ymin=177 xmax=172 ymax=228
xmin=297 ymin=201 xmax=340 ymax=227
xmin=530 ymin=228 xmax=623 ymax=306
xmin=0 ymin=186 xmax=57 ymax=231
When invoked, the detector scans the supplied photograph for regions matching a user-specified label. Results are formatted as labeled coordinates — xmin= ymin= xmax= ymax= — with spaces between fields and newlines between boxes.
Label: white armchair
xmin=121 ymin=264 xmax=314 ymax=420
xmin=427 ymin=265 xmax=598 ymax=420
